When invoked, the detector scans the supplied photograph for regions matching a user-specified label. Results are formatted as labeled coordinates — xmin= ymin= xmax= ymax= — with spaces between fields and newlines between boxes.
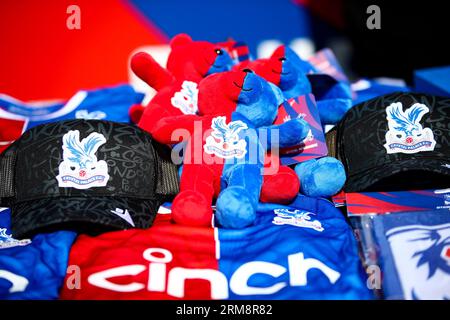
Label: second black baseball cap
xmin=0 ymin=119 xmax=179 ymax=238
xmin=326 ymin=92 xmax=450 ymax=192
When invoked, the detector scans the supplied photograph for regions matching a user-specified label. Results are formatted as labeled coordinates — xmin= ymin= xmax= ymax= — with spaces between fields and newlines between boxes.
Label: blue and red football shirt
xmin=60 ymin=195 xmax=372 ymax=300
xmin=0 ymin=84 xmax=144 ymax=153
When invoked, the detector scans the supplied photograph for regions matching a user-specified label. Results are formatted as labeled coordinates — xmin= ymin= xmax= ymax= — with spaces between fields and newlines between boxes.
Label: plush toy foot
xmin=172 ymin=190 xmax=213 ymax=227
xmin=261 ymin=166 xmax=299 ymax=204
xmin=216 ymin=186 xmax=256 ymax=229
xmin=295 ymin=157 xmax=346 ymax=198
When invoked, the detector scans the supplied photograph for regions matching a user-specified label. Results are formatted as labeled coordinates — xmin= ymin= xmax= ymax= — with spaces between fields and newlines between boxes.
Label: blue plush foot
xmin=215 ymin=186 xmax=256 ymax=229
xmin=295 ymin=157 xmax=346 ymax=198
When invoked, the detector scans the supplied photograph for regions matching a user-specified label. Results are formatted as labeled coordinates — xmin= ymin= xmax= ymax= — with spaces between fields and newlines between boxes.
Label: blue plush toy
xmin=239 ymin=45 xmax=352 ymax=125
xmin=240 ymin=45 xmax=348 ymax=198
xmin=270 ymin=45 xmax=352 ymax=125
xmin=170 ymin=69 xmax=310 ymax=228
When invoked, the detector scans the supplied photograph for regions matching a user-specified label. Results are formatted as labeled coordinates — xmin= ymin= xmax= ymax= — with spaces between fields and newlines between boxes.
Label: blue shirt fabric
xmin=0 ymin=84 xmax=144 ymax=129
xmin=217 ymin=195 xmax=373 ymax=299
xmin=0 ymin=208 xmax=76 ymax=300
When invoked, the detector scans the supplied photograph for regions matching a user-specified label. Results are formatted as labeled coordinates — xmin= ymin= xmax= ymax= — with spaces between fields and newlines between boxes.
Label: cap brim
xmin=345 ymin=158 xmax=450 ymax=193
xmin=10 ymin=196 xmax=161 ymax=239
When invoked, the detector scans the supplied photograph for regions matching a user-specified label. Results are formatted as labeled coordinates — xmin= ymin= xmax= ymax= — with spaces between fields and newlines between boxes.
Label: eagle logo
xmin=56 ymin=130 xmax=109 ymax=189
xmin=272 ymin=208 xmax=324 ymax=232
xmin=75 ymin=109 xmax=107 ymax=120
xmin=387 ymin=223 xmax=450 ymax=300
xmin=384 ymin=102 xmax=436 ymax=154
xmin=171 ymin=81 xmax=199 ymax=115
xmin=412 ymin=229 xmax=450 ymax=279
xmin=204 ymin=116 xmax=248 ymax=159
xmin=0 ymin=228 xmax=31 ymax=249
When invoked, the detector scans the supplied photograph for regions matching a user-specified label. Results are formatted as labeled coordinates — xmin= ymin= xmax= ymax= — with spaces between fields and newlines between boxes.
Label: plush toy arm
xmin=316 ymin=98 xmax=352 ymax=125
xmin=151 ymin=113 xmax=216 ymax=145
xmin=263 ymin=118 xmax=310 ymax=149
xmin=131 ymin=52 xmax=175 ymax=91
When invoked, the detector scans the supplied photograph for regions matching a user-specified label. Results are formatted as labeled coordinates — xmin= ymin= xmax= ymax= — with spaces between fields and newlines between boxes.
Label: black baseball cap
xmin=326 ymin=92 xmax=450 ymax=192
xmin=0 ymin=119 xmax=179 ymax=238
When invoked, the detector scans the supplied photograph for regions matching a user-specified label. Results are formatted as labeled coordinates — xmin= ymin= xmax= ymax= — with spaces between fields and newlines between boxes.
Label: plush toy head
xmin=167 ymin=34 xmax=234 ymax=82
xmin=271 ymin=45 xmax=316 ymax=74
xmin=197 ymin=69 xmax=284 ymax=127
xmin=236 ymin=45 xmax=314 ymax=99
xmin=130 ymin=34 xmax=235 ymax=124
xmin=239 ymin=46 xmax=352 ymax=125
xmin=216 ymin=38 xmax=252 ymax=64
xmin=131 ymin=34 xmax=235 ymax=90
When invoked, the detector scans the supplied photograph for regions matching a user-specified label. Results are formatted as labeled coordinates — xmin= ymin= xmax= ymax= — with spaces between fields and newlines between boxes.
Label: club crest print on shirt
xmin=272 ymin=209 xmax=324 ymax=232
xmin=204 ymin=116 xmax=248 ymax=159
xmin=75 ymin=110 xmax=107 ymax=120
xmin=171 ymin=81 xmax=199 ymax=115
xmin=384 ymin=102 xmax=436 ymax=154
xmin=0 ymin=228 xmax=31 ymax=249
xmin=56 ymin=130 xmax=109 ymax=189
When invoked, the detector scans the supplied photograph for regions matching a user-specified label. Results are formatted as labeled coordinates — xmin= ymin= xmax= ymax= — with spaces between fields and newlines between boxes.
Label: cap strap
xmin=0 ymin=151 xmax=16 ymax=200
xmin=152 ymin=141 xmax=179 ymax=200
xmin=326 ymin=127 xmax=339 ymax=160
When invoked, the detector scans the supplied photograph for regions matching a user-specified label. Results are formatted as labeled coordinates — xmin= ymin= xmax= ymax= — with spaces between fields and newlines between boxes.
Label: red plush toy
xmin=132 ymin=37 xmax=303 ymax=228
xmin=169 ymin=70 xmax=308 ymax=228
xmin=129 ymin=33 xmax=234 ymax=138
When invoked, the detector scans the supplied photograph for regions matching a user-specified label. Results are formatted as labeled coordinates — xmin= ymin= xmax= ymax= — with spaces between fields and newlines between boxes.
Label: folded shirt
xmin=0 ymin=84 xmax=144 ymax=153
xmin=61 ymin=195 xmax=372 ymax=300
